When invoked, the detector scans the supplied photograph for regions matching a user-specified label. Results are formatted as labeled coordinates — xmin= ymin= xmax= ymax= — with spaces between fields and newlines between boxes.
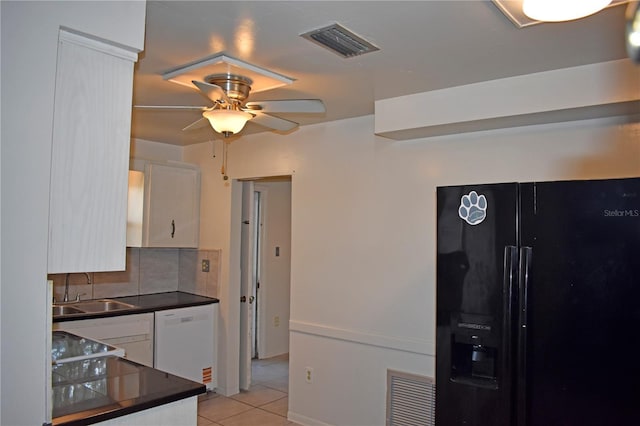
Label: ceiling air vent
xmin=301 ymin=23 xmax=379 ymax=58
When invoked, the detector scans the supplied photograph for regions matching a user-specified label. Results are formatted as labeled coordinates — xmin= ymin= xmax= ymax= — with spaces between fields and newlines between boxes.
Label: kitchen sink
xmin=52 ymin=299 xmax=136 ymax=316
xmin=52 ymin=305 xmax=84 ymax=316
xmin=72 ymin=299 xmax=135 ymax=313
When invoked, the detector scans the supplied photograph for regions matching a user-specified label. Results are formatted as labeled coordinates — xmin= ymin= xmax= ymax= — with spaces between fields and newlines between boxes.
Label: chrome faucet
xmin=63 ymin=272 xmax=91 ymax=302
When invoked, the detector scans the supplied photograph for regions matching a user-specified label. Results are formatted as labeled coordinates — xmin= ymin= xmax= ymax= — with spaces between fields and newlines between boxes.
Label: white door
xmin=239 ymin=181 xmax=255 ymax=390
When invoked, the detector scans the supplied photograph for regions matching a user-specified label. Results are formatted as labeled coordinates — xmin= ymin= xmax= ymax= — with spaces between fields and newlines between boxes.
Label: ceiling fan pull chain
xmin=221 ymin=140 xmax=229 ymax=180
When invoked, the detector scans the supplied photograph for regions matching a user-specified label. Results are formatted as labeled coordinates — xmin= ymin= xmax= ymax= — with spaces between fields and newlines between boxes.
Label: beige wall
xmin=184 ymin=110 xmax=639 ymax=423
xmin=130 ymin=138 xmax=183 ymax=170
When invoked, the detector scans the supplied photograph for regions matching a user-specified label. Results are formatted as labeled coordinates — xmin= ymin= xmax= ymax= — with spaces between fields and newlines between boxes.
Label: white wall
xmin=130 ymin=138 xmax=183 ymax=170
xmin=0 ymin=2 xmax=145 ymax=424
xmin=375 ymin=59 xmax=640 ymax=140
xmin=185 ymin=107 xmax=639 ymax=424
xmin=184 ymin=140 xmax=238 ymax=395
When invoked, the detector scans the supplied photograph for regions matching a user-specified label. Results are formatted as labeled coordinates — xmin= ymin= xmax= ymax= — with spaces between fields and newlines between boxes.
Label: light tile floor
xmin=198 ymin=354 xmax=299 ymax=426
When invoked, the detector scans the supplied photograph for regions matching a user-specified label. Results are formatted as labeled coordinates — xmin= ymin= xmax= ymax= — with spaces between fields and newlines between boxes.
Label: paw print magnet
xmin=458 ymin=191 xmax=487 ymax=225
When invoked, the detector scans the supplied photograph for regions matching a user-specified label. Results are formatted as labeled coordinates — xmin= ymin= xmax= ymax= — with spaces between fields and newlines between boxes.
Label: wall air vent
xmin=301 ymin=23 xmax=379 ymax=58
xmin=386 ymin=369 xmax=435 ymax=426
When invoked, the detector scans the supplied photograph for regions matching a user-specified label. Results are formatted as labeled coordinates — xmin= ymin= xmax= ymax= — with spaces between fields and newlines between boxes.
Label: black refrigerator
xmin=435 ymin=178 xmax=640 ymax=426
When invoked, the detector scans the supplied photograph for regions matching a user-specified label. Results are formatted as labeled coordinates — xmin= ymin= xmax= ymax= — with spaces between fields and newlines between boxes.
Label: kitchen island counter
xmin=51 ymin=292 xmax=217 ymax=424
xmin=52 ymin=354 xmax=204 ymax=425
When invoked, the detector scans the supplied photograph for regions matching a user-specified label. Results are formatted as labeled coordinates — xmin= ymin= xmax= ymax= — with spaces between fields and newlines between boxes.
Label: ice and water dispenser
xmin=450 ymin=313 xmax=499 ymax=389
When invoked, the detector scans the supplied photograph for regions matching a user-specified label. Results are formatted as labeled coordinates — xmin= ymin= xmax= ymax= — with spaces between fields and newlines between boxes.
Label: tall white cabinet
xmin=48 ymin=29 xmax=138 ymax=273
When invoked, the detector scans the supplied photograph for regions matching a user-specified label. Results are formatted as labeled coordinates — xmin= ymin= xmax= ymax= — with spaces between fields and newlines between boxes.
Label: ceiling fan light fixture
xmin=627 ymin=1 xmax=640 ymax=63
xmin=203 ymin=108 xmax=252 ymax=135
xmin=522 ymin=0 xmax=612 ymax=22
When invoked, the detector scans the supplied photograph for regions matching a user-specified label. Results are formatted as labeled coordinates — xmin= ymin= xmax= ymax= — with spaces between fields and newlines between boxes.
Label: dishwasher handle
xmin=160 ymin=312 xmax=209 ymax=326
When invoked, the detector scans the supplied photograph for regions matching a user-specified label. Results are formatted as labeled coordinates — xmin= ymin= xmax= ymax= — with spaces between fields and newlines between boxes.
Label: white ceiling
xmin=131 ymin=1 xmax=631 ymax=145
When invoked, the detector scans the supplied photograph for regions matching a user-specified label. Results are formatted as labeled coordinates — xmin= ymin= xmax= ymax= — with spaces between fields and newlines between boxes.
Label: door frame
xmin=236 ymin=177 xmax=290 ymax=391
xmin=253 ymin=183 xmax=271 ymax=360
xmin=239 ymin=181 xmax=255 ymax=390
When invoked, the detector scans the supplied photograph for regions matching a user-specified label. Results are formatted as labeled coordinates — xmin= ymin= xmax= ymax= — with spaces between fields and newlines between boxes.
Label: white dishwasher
xmin=154 ymin=304 xmax=217 ymax=390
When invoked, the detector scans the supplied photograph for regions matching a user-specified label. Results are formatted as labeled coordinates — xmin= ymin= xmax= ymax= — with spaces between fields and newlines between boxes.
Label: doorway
xmin=239 ymin=177 xmax=292 ymax=391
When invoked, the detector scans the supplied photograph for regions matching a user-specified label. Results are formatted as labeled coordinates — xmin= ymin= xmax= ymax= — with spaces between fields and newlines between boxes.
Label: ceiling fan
xmin=137 ymin=73 xmax=325 ymax=138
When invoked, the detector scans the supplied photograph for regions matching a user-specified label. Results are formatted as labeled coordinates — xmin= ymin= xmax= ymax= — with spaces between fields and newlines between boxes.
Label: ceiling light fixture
xmin=203 ymin=107 xmax=252 ymax=137
xmin=522 ymin=0 xmax=612 ymax=22
xmin=627 ymin=1 xmax=640 ymax=63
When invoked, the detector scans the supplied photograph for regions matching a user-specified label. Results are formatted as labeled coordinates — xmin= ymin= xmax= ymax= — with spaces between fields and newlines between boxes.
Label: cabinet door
xmin=48 ymin=30 xmax=137 ymax=273
xmin=143 ymin=163 xmax=200 ymax=247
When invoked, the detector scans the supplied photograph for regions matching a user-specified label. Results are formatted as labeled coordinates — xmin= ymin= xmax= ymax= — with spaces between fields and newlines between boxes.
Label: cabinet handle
xmin=171 ymin=220 xmax=175 ymax=238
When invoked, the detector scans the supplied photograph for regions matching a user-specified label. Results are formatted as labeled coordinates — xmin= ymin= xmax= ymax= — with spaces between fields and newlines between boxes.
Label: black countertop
xmin=54 ymin=291 xmax=219 ymax=323
xmin=51 ymin=292 xmax=218 ymax=424
xmin=52 ymin=355 xmax=204 ymax=425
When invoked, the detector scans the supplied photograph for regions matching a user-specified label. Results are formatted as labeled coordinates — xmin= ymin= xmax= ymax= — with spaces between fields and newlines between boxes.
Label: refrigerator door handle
xmin=502 ymin=246 xmax=518 ymax=423
xmin=502 ymin=246 xmax=519 ymax=386
xmin=517 ymin=246 xmax=533 ymax=426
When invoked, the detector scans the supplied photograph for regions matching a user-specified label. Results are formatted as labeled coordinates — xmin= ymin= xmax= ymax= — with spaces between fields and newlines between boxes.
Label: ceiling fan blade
xmin=244 ymin=99 xmax=325 ymax=114
xmin=250 ymin=112 xmax=298 ymax=132
xmin=192 ymin=80 xmax=230 ymax=104
xmin=182 ymin=117 xmax=210 ymax=131
xmin=133 ymin=105 xmax=206 ymax=110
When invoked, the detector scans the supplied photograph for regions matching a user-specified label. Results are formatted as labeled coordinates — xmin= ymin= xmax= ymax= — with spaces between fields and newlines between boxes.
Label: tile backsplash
xmin=48 ymin=248 xmax=221 ymax=302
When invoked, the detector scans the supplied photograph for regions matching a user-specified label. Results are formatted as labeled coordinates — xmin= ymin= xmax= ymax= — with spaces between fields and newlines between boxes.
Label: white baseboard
xmin=288 ymin=410 xmax=334 ymax=426
xmin=214 ymin=384 xmax=239 ymax=397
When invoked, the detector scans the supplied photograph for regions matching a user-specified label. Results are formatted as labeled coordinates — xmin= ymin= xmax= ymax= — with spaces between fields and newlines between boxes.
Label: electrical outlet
xmin=305 ymin=367 xmax=313 ymax=384
xmin=201 ymin=259 xmax=210 ymax=272
xmin=274 ymin=316 xmax=280 ymax=327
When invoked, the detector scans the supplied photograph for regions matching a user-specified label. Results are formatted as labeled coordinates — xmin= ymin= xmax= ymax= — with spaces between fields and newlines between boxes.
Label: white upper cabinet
xmin=128 ymin=162 xmax=201 ymax=248
xmin=48 ymin=30 xmax=138 ymax=273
